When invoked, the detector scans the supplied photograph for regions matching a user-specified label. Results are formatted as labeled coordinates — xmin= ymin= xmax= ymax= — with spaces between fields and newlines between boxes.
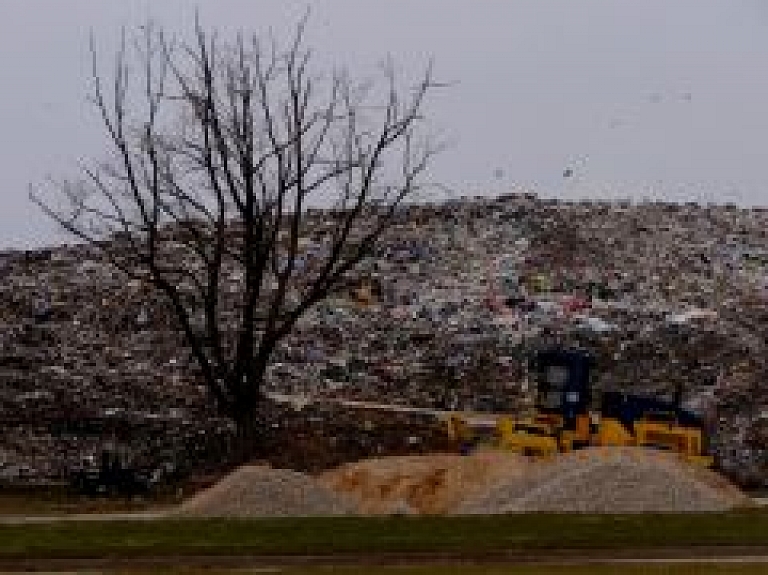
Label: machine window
xmin=547 ymin=365 xmax=568 ymax=386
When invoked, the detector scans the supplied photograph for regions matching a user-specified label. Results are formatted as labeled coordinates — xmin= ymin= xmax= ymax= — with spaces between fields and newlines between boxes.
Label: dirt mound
xmin=318 ymin=450 xmax=530 ymax=514
xmin=178 ymin=448 xmax=749 ymax=517
xmin=321 ymin=448 xmax=749 ymax=514
xmin=177 ymin=465 xmax=354 ymax=517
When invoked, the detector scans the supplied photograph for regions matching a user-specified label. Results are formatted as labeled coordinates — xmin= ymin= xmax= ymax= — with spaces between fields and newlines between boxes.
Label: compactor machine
xmin=447 ymin=347 xmax=714 ymax=466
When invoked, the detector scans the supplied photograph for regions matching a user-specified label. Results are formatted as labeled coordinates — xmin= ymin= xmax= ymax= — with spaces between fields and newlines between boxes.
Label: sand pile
xmin=318 ymin=450 xmax=528 ymax=515
xmin=177 ymin=465 xmax=354 ymax=517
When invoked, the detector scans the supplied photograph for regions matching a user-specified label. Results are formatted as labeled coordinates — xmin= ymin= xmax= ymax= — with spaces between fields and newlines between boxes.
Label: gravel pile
xmin=177 ymin=465 xmax=355 ymax=517
xmin=457 ymin=448 xmax=750 ymax=514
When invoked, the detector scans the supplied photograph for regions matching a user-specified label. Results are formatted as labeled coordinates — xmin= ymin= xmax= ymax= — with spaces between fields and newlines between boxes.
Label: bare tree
xmin=32 ymin=16 xmax=444 ymax=454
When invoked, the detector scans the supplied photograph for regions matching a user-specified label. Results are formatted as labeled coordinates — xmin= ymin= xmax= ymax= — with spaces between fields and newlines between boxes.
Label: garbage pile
xmin=1 ymin=193 xmax=767 ymax=486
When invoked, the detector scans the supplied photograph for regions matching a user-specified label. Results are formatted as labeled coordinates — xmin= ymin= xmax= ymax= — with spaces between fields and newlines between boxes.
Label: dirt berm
xmin=178 ymin=448 xmax=750 ymax=516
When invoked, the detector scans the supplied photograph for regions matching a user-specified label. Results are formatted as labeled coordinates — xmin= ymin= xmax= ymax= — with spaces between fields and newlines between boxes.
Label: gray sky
xmin=3 ymin=0 xmax=768 ymax=248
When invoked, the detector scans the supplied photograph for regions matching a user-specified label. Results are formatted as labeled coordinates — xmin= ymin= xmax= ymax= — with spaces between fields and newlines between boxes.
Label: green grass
xmin=2 ymin=512 xmax=768 ymax=560
xmin=0 ymin=486 xmax=181 ymax=516
xmin=290 ymin=568 xmax=768 ymax=575
xmin=112 ymin=565 xmax=768 ymax=574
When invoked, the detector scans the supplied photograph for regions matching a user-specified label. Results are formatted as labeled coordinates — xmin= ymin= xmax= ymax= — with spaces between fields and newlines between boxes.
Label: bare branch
xmin=32 ymin=14 xmax=445 ymax=446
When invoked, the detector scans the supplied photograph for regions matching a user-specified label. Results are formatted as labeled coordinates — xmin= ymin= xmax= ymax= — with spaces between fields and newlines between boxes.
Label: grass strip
xmin=1 ymin=512 xmax=768 ymax=559
xmin=108 ymin=564 xmax=768 ymax=574
xmin=277 ymin=567 xmax=768 ymax=575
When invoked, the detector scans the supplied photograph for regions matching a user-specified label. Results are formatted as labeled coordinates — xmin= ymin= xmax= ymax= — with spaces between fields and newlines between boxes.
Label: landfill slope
xmin=457 ymin=448 xmax=750 ymax=514
xmin=176 ymin=465 xmax=354 ymax=517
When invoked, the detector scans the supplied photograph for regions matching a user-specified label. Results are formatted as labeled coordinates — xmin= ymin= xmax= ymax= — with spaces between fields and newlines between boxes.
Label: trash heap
xmin=1 ymin=193 xmax=767 ymax=486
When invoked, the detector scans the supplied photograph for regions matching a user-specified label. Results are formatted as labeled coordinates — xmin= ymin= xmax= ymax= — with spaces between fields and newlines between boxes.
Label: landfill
xmin=0 ymin=193 xmax=767 ymax=487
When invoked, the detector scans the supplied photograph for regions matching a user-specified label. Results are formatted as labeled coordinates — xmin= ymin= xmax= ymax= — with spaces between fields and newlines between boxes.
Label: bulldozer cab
xmin=530 ymin=348 xmax=594 ymax=430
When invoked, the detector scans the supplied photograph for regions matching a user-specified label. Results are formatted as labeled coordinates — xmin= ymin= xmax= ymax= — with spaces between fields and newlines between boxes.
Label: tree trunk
xmin=232 ymin=408 xmax=265 ymax=464
xmin=229 ymin=368 xmax=269 ymax=464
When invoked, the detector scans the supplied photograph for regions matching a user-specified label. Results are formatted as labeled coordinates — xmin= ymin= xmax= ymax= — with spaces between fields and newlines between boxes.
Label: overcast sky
xmin=3 ymin=0 xmax=768 ymax=248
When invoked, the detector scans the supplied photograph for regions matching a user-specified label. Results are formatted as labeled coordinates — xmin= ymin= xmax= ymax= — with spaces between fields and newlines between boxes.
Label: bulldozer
xmin=446 ymin=347 xmax=715 ymax=467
